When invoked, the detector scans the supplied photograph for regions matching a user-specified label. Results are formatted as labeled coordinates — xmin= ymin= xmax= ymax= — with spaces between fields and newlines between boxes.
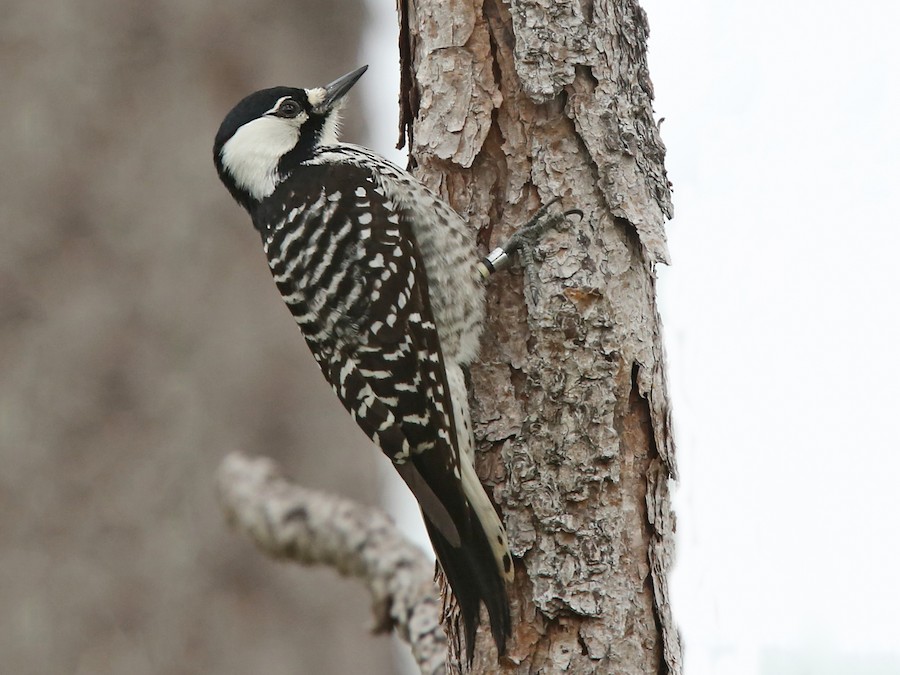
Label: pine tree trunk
xmin=399 ymin=0 xmax=682 ymax=672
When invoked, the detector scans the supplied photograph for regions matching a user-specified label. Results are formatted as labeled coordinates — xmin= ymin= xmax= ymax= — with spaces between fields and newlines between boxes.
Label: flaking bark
xmin=399 ymin=0 xmax=681 ymax=672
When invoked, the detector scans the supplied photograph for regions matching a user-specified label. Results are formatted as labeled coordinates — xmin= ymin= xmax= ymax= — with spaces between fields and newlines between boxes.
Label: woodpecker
xmin=213 ymin=65 xmax=573 ymax=660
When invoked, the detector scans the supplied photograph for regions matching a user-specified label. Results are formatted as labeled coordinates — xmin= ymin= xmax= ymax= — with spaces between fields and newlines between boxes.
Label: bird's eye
xmin=278 ymin=100 xmax=301 ymax=118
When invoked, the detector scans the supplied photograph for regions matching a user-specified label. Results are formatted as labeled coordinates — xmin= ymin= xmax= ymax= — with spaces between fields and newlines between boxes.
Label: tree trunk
xmin=399 ymin=0 xmax=682 ymax=672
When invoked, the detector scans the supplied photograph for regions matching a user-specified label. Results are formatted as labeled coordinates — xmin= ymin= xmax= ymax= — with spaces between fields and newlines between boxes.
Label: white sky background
xmin=643 ymin=1 xmax=900 ymax=673
xmin=362 ymin=1 xmax=900 ymax=673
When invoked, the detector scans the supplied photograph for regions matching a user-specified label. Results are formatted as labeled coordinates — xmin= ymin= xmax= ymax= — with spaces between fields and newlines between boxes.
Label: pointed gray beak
xmin=320 ymin=65 xmax=368 ymax=110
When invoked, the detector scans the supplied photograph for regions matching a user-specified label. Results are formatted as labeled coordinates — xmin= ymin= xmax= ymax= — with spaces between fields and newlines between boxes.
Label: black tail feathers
xmin=423 ymin=513 xmax=511 ymax=663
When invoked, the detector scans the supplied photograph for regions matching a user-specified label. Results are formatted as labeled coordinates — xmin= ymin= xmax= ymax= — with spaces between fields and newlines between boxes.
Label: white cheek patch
xmin=220 ymin=116 xmax=298 ymax=200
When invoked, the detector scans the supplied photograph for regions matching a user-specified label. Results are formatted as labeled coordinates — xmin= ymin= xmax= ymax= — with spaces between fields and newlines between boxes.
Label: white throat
xmin=319 ymin=109 xmax=341 ymax=146
xmin=305 ymin=89 xmax=343 ymax=144
xmin=220 ymin=116 xmax=299 ymax=201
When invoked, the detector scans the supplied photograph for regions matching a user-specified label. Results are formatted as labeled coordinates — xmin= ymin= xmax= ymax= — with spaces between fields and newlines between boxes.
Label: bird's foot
xmin=479 ymin=198 xmax=583 ymax=304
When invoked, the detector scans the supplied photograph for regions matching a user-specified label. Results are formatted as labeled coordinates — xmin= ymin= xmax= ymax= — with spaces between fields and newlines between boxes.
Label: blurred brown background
xmin=0 ymin=0 xmax=402 ymax=673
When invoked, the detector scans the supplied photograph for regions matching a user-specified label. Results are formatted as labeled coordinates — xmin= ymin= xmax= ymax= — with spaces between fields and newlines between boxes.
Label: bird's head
xmin=213 ymin=65 xmax=367 ymax=210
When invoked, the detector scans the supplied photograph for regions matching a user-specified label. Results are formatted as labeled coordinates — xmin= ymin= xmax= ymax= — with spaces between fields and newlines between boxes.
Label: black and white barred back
xmin=213 ymin=71 xmax=512 ymax=660
xmin=256 ymin=153 xmax=463 ymax=468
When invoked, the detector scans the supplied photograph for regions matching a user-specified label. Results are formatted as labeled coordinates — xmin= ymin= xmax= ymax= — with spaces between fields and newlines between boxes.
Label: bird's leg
xmin=478 ymin=198 xmax=583 ymax=304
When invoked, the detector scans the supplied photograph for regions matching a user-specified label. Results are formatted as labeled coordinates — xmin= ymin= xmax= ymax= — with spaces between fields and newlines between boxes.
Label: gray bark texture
xmin=398 ymin=0 xmax=682 ymax=672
